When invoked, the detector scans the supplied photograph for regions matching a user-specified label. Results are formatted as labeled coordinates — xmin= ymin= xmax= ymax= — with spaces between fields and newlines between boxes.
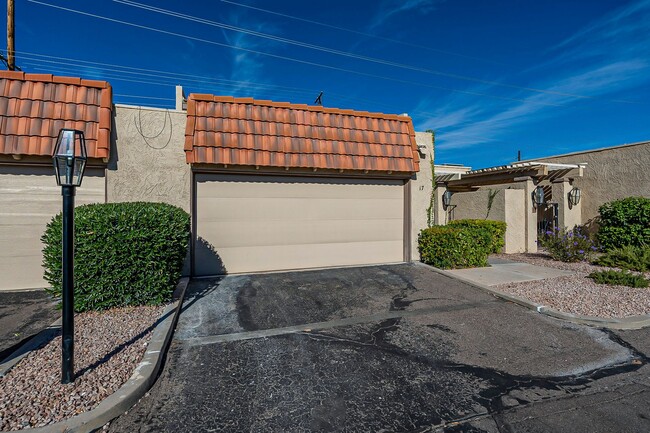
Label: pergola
xmin=434 ymin=162 xmax=586 ymax=253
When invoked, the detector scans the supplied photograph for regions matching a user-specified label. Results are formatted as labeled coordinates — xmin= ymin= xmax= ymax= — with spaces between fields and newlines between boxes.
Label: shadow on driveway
xmin=0 ymin=289 xmax=58 ymax=361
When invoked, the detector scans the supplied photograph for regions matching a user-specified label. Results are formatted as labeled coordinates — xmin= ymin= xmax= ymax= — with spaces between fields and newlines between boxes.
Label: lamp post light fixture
xmin=568 ymin=187 xmax=581 ymax=207
xmin=442 ymin=190 xmax=453 ymax=209
xmin=52 ymin=129 xmax=87 ymax=384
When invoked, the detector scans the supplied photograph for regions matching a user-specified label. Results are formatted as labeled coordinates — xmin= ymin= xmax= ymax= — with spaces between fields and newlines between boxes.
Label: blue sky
xmin=5 ymin=0 xmax=650 ymax=168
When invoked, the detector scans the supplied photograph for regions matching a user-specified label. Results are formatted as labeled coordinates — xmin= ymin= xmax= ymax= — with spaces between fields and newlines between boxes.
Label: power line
xmin=20 ymin=4 xmax=571 ymax=108
xmin=115 ymin=0 xmax=604 ymax=101
xmin=16 ymin=50 xmax=564 ymax=108
xmin=30 ymin=0 xmax=633 ymax=105
xmin=114 ymin=94 xmax=174 ymax=101
xmin=218 ymin=0 xmax=506 ymax=66
xmin=21 ymin=59 xmax=558 ymax=133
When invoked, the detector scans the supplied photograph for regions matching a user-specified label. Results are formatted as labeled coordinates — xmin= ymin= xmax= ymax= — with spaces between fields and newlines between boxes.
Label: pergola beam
xmin=446 ymin=167 xmax=547 ymax=189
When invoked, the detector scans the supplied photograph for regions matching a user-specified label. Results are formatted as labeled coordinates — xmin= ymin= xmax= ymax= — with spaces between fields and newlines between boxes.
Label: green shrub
xmin=418 ymin=225 xmax=492 ymax=269
xmin=538 ymin=226 xmax=598 ymax=262
xmin=587 ymin=270 xmax=649 ymax=288
xmin=42 ymin=202 xmax=190 ymax=312
xmin=597 ymin=197 xmax=650 ymax=250
xmin=448 ymin=219 xmax=507 ymax=253
xmin=593 ymin=245 xmax=650 ymax=272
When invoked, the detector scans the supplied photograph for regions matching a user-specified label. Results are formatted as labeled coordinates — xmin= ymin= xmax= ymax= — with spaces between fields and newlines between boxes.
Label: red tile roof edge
xmin=0 ymin=72 xmax=113 ymax=160
xmin=187 ymin=94 xmax=414 ymax=122
xmin=0 ymin=71 xmax=111 ymax=89
xmin=185 ymin=94 xmax=420 ymax=173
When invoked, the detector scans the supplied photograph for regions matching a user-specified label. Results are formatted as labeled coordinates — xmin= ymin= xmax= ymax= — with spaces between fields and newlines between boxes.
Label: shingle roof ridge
xmin=187 ymin=93 xmax=412 ymax=122
xmin=0 ymin=70 xmax=110 ymax=89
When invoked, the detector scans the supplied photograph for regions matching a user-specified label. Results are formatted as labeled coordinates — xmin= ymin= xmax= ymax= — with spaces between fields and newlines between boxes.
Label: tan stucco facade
xmin=410 ymin=131 xmax=434 ymax=260
xmin=0 ymin=164 xmax=105 ymax=291
xmin=1 ymin=100 xmax=436 ymax=287
xmin=106 ymin=105 xmax=191 ymax=212
xmin=443 ymin=184 xmax=529 ymax=253
xmin=532 ymin=141 xmax=650 ymax=225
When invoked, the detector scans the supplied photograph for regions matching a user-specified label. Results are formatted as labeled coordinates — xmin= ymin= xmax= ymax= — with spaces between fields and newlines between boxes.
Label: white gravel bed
xmin=493 ymin=252 xmax=650 ymax=319
xmin=0 ymin=305 xmax=164 ymax=431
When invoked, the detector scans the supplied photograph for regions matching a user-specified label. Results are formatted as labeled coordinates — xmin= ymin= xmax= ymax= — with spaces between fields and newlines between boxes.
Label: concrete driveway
xmin=108 ymin=263 xmax=650 ymax=432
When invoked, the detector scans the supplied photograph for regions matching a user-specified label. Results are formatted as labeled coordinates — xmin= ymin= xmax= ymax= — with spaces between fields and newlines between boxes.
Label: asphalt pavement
xmin=0 ymin=289 xmax=58 ymax=361
xmin=107 ymin=263 xmax=650 ymax=432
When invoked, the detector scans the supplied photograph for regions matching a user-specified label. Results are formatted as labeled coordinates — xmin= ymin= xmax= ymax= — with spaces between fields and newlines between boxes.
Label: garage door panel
xmin=197 ymin=197 xmax=404 ymax=222
xmin=196 ymin=240 xmax=405 ymax=275
xmin=195 ymin=174 xmax=406 ymax=275
xmin=195 ymin=174 xmax=403 ymax=199
xmin=0 ymin=166 xmax=105 ymax=290
xmin=199 ymin=217 xmax=403 ymax=248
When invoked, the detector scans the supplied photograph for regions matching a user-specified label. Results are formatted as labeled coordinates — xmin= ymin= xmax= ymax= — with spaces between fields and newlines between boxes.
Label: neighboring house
xmin=0 ymin=71 xmax=111 ymax=291
xmin=522 ymin=141 xmax=650 ymax=226
xmin=0 ymin=73 xmax=434 ymax=290
xmin=434 ymin=141 xmax=650 ymax=253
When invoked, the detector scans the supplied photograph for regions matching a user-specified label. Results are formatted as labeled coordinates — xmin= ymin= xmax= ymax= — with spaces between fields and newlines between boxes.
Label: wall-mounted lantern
xmin=533 ymin=185 xmax=546 ymax=208
xmin=568 ymin=187 xmax=581 ymax=208
xmin=52 ymin=129 xmax=87 ymax=384
xmin=442 ymin=190 xmax=453 ymax=209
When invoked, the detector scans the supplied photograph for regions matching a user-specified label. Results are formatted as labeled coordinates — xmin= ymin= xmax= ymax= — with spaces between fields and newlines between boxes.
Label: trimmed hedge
xmin=418 ymin=225 xmax=492 ymax=269
xmin=42 ymin=202 xmax=190 ymax=312
xmin=448 ymin=219 xmax=507 ymax=253
xmin=597 ymin=197 xmax=650 ymax=250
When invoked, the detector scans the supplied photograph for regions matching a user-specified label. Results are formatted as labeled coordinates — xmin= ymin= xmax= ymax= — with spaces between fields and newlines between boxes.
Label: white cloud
xmin=368 ymin=0 xmax=442 ymax=31
xmin=417 ymin=0 xmax=650 ymax=155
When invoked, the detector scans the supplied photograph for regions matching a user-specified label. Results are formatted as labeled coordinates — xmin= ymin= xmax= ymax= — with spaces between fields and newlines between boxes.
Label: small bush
xmin=587 ymin=270 xmax=649 ymax=288
xmin=448 ymin=219 xmax=507 ymax=253
xmin=418 ymin=225 xmax=492 ymax=269
xmin=538 ymin=226 xmax=598 ymax=262
xmin=593 ymin=245 xmax=650 ymax=272
xmin=42 ymin=202 xmax=190 ymax=312
xmin=597 ymin=197 xmax=650 ymax=250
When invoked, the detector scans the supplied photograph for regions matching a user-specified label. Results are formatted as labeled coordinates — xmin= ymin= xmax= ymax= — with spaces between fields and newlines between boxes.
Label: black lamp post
xmin=52 ymin=129 xmax=87 ymax=384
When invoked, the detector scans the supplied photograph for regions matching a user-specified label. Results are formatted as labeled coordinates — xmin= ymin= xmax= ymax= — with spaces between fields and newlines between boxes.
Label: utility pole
xmin=7 ymin=0 xmax=15 ymax=70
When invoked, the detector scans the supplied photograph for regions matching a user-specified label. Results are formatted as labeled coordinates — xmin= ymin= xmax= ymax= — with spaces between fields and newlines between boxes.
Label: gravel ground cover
xmin=493 ymin=252 xmax=650 ymax=319
xmin=0 ymin=305 xmax=164 ymax=431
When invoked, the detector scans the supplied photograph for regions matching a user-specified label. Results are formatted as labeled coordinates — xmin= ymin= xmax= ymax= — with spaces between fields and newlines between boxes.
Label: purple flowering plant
xmin=538 ymin=226 xmax=598 ymax=262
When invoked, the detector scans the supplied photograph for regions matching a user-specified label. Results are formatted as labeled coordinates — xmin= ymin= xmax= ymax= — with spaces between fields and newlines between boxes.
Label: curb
xmin=416 ymin=262 xmax=650 ymax=330
xmin=3 ymin=277 xmax=190 ymax=433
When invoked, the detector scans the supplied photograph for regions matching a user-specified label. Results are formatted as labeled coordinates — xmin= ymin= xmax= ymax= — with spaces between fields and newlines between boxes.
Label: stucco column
xmin=434 ymin=182 xmax=447 ymax=225
xmin=552 ymin=178 xmax=581 ymax=231
xmin=513 ymin=176 xmax=538 ymax=253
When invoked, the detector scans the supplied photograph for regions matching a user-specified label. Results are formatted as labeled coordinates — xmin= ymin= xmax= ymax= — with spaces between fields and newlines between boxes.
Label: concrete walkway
xmin=446 ymin=256 xmax=573 ymax=286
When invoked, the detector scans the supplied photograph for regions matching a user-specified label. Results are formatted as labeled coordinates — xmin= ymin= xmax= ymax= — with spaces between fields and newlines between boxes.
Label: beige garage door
xmin=0 ymin=165 xmax=105 ymax=291
xmin=194 ymin=174 xmax=406 ymax=275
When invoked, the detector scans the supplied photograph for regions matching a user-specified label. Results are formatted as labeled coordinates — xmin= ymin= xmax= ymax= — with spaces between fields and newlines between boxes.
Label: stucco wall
xmin=410 ymin=131 xmax=434 ymax=260
xmin=443 ymin=185 xmax=528 ymax=253
xmin=451 ymin=185 xmax=510 ymax=222
xmin=533 ymin=142 xmax=650 ymax=224
xmin=107 ymin=105 xmax=190 ymax=211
